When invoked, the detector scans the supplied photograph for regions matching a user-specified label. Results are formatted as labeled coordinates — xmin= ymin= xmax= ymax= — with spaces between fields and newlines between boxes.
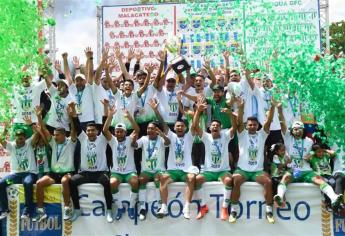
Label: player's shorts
xmin=111 ymin=172 xmax=137 ymax=183
xmin=201 ymin=171 xmax=231 ymax=182
xmin=47 ymin=172 xmax=72 ymax=184
xmin=140 ymin=170 xmax=163 ymax=181
xmin=234 ymin=168 xmax=265 ymax=182
xmin=164 ymin=169 xmax=190 ymax=182
xmin=291 ymin=170 xmax=317 ymax=183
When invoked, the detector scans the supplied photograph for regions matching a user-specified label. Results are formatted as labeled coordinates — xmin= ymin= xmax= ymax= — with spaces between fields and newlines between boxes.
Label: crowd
xmin=0 ymin=44 xmax=344 ymax=225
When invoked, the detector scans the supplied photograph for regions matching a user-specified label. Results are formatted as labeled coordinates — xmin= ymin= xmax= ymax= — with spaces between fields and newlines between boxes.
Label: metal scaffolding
xmin=43 ymin=0 xmax=56 ymax=64
xmin=319 ymin=0 xmax=330 ymax=51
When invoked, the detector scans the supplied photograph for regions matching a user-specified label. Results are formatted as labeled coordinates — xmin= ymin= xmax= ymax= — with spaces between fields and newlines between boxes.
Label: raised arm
xmin=203 ymin=58 xmax=216 ymax=88
xmin=157 ymin=64 xmax=173 ymax=91
xmin=153 ymin=50 xmax=166 ymax=90
xmin=61 ymin=53 xmax=73 ymax=85
xmin=191 ymin=99 xmax=207 ymax=136
xmin=54 ymin=60 xmax=66 ymax=81
xmin=0 ymin=122 xmax=9 ymax=148
xmin=114 ymin=45 xmax=130 ymax=81
xmin=148 ymin=98 xmax=169 ymax=134
xmin=222 ymin=51 xmax=230 ymax=85
xmin=72 ymin=56 xmax=81 ymax=75
xmin=94 ymin=48 xmax=109 ymax=85
xmin=126 ymin=47 xmax=135 ymax=72
xmin=221 ymin=106 xmax=237 ymax=138
xmin=134 ymin=49 xmax=144 ymax=75
xmin=34 ymin=105 xmax=51 ymax=141
xmin=123 ymin=109 xmax=140 ymax=135
xmin=137 ymin=63 xmax=154 ymax=97
xmin=156 ymin=126 xmax=170 ymax=146
xmin=244 ymin=69 xmax=255 ymax=90
xmin=84 ymin=47 xmax=94 ymax=85
xmin=67 ymin=102 xmax=78 ymax=142
xmin=103 ymin=103 xmax=116 ymax=141
xmin=276 ymin=100 xmax=287 ymax=134
xmin=263 ymin=98 xmax=276 ymax=134
xmin=237 ymin=98 xmax=245 ymax=133
xmin=23 ymin=115 xmax=40 ymax=146
xmin=176 ymin=90 xmax=186 ymax=116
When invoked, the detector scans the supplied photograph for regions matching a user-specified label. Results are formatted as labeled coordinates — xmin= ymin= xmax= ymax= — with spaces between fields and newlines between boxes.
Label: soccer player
xmin=33 ymin=104 xmax=77 ymax=222
xmin=103 ymin=102 xmax=140 ymax=220
xmin=149 ymin=98 xmax=197 ymax=219
xmin=229 ymin=98 xmax=275 ymax=224
xmin=192 ymin=98 xmax=237 ymax=220
xmin=131 ymin=121 xmax=171 ymax=221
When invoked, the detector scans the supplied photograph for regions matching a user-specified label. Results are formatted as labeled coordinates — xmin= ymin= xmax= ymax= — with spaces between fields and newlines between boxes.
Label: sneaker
xmin=106 ymin=210 xmax=113 ymax=223
xmin=71 ymin=209 xmax=82 ymax=222
xmin=128 ymin=208 xmax=135 ymax=220
xmin=139 ymin=209 xmax=147 ymax=221
xmin=332 ymin=194 xmax=344 ymax=210
xmin=63 ymin=207 xmax=72 ymax=221
xmin=228 ymin=211 xmax=237 ymax=223
xmin=0 ymin=210 xmax=10 ymax=220
xmin=266 ymin=212 xmax=275 ymax=224
xmin=156 ymin=207 xmax=168 ymax=218
xmin=196 ymin=205 xmax=209 ymax=220
xmin=115 ymin=208 xmax=125 ymax=220
xmin=32 ymin=208 xmax=47 ymax=222
xmin=20 ymin=207 xmax=30 ymax=220
xmin=274 ymin=195 xmax=283 ymax=207
xmin=183 ymin=205 xmax=190 ymax=219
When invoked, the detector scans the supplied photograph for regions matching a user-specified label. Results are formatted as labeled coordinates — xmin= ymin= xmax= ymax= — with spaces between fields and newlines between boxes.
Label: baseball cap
xmin=115 ymin=123 xmax=127 ymax=131
xmin=15 ymin=129 xmax=25 ymax=136
xmin=292 ymin=121 xmax=304 ymax=129
xmin=212 ymin=84 xmax=224 ymax=92
xmin=75 ymin=73 xmax=86 ymax=80
xmin=57 ymin=79 xmax=69 ymax=87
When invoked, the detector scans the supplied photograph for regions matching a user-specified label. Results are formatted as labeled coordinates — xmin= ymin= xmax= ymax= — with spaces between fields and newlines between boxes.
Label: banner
xmin=101 ymin=0 xmax=320 ymax=70
xmin=0 ymin=146 xmax=10 ymax=178
xmin=3 ymin=183 xmax=344 ymax=236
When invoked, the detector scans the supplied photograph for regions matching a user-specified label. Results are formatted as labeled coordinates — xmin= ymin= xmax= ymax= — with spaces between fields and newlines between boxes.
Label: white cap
xmin=115 ymin=123 xmax=127 ymax=131
xmin=292 ymin=121 xmax=304 ymax=129
xmin=75 ymin=73 xmax=86 ymax=80
xmin=56 ymin=79 xmax=69 ymax=87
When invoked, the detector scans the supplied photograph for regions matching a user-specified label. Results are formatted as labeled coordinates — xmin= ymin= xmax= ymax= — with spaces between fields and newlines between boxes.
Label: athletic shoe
xmin=183 ymin=205 xmax=190 ymax=219
xmin=196 ymin=205 xmax=209 ymax=220
xmin=220 ymin=207 xmax=229 ymax=221
xmin=20 ymin=207 xmax=30 ymax=220
xmin=266 ymin=212 xmax=275 ymax=224
xmin=106 ymin=210 xmax=113 ymax=223
xmin=115 ymin=208 xmax=125 ymax=220
xmin=332 ymin=194 xmax=343 ymax=210
xmin=0 ymin=210 xmax=10 ymax=220
xmin=156 ymin=207 xmax=168 ymax=218
xmin=274 ymin=195 xmax=283 ymax=207
xmin=228 ymin=211 xmax=237 ymax=223
xmin=139 ymin=209 xmax=147 ymax=221
xmin=32 ymin=208 xmax=47 ymax=222
xmin=128 ymin=208 xmax=135 ymax=220
xmin=71 ymin=209 xmax=82 ymax=222
xmin=63 ymin=207 xmax=72 ymax=221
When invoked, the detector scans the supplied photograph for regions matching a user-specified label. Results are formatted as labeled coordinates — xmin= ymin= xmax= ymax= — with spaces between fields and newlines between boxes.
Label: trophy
xmin=165 ymin=34 xmax=191 ymax=74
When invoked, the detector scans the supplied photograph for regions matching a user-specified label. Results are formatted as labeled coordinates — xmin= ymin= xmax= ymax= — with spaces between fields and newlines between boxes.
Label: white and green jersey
xmin=49 ymin=137 xmax=76 ymax=173
xmin=111 ymin=91 xmax=138 ymax=130
xmin=201 ymin=130 xmax=232 ymax=172
xmin=6 ymin=137 xmax=37 ymax=173
xmin=93 ymin=84 xmax=116 ymax=124
xmin=69 ymin=84 xmax=95 ymax=123
xmin=79 ymin=132 xmax=109 ymax=172
xmin=237 ymin=129 xmax=268 ymax=172
xmin=13 ymin=80 xmax=46 ymax=124
xmin=35 ymin=145 xmax=50 ymax=174
xmin=333 ymin=146 xmax=345 ymax=175
xmin=109 ymin=136 xmax=136 ymax=174
xmin=135 ymin=85 xmax=157 ymax=124
xmin=283 ymin=133 xmax=313 ymax=172
xmin=46 ymin=86 xmax=75 ymax=131
xmin=136 ymin=136 xmax=166 ymax=173
xmin=157 ymin=86 xmax=181 ymax=125
xmin=167 ymin=130 xmax=194 ymax=171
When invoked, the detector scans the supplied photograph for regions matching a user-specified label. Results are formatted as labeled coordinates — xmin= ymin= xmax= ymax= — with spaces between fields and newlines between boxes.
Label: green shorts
xmin=201 ymin=171 xmax=231 ymax=182
xmin=291 ymin=170 xmax=317 ymax=183
xmin=165 ymin=170 xmax=189 ymax=182
xmin=234 ymin=168 xmax=265 ymax=182
xmin=111 ymin=172 xmax=137 ymax=183
xmin=140 ymin=171 xmax=163 ymax=181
